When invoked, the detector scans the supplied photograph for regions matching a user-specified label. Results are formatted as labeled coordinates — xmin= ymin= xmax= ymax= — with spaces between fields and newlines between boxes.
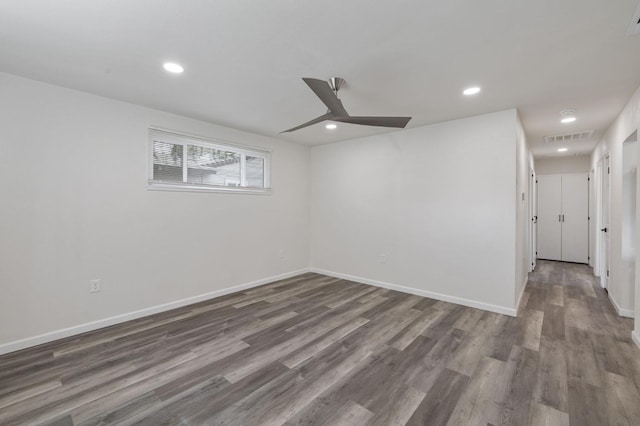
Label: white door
xmin=537 ymin=174 xmax=562 ymax=261
xmin=589 ymin=170 xmax=595 ymax=268
xmin=601 ymin=157 xmax=610 ymax=289
xmin=530 ymin=169 xmax=537 ymax=270
xmin=561 ymin=173 xmax=589 ymax=263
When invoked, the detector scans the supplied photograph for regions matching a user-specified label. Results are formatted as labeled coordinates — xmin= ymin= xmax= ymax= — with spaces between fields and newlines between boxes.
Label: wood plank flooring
xmin=1 ymin=260 xmax=639 ymax=425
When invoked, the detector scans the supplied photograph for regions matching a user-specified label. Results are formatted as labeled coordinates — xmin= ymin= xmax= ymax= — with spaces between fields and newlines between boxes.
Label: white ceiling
xmin=1 ymin=1 xmax=639 ymax=157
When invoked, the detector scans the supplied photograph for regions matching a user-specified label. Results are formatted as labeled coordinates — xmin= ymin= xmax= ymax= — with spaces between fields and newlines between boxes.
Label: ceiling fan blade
xmin=281 ymin=112 xmax=335 ymax=133
xmin=335 ymin=116 xmax=412 ymax=128
xmin=302 ymin=78 xmax=349 ymax=117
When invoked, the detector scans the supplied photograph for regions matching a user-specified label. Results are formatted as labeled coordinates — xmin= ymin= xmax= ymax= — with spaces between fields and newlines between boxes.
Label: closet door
xmin=537 ymin=175 xmax=562 ymax=261
xmin=561 ymin=173 xmax=589 ymax=263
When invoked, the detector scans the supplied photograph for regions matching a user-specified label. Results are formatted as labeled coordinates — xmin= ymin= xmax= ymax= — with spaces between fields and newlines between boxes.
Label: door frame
xmin=593 ymin=163 xmax=601 ymax=276
xmin=598 ymin=155 xmax=610 ymax=289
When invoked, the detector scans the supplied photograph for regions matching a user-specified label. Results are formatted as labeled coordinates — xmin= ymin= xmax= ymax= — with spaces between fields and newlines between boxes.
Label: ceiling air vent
xmin=628 ymin=2 xmax=640 ymax=36
xmin=544 ymin=130 xmax=594 ymax=144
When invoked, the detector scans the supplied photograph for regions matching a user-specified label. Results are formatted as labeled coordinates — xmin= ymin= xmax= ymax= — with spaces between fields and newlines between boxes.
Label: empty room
xmin=2 ymin=1 xmax=640 ymax=425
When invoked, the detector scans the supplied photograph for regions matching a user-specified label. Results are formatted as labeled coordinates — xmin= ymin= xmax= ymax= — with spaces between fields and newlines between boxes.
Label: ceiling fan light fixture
xmin=463 ymin=86 xmax=481 ymax=96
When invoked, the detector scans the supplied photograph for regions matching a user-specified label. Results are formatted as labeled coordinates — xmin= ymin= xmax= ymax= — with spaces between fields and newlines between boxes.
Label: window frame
xmin=147 ymin=128 xmax=271 ymax=194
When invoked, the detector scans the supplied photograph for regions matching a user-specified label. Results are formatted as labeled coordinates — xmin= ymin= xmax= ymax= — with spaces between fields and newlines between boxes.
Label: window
xmin=149 ymin=129 xmax=270 ymax=193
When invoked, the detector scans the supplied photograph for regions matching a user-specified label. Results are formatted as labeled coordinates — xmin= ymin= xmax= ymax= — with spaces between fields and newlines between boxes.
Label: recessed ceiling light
xmin=463 ymin=86 xmax=481 ymax=96
xmin=560 ymin=109 xmax=576 ymax=124
xmin=557 ymin=148 xmax=568 ymax=152
xmin=163 ymin=62 xmax=184 ymax=74
xmin=325 ymin=123 xmax=337 ymax=130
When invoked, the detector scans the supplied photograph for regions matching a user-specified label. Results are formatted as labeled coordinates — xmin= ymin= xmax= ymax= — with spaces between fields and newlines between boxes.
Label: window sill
xmin=147 ymin=181 xmax=272 ymax=195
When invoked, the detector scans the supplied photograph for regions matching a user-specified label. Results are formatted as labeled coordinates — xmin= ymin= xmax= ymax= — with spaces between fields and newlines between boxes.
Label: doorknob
xmin=601 ymin=227 xmax=608 ymax=233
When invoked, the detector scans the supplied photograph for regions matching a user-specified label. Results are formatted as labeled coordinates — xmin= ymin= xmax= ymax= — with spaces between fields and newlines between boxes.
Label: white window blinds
xmin=148 ymin=129 xmax=271 ymax=194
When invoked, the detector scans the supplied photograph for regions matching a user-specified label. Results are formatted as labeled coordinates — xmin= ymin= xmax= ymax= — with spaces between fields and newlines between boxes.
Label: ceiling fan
xmin=281 ymin=77 xmax=412 ymax=133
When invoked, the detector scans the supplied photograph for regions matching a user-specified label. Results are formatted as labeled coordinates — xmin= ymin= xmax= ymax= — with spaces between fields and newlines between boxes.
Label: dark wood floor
xmin=1 ymin=261 xmax=639 ymax=425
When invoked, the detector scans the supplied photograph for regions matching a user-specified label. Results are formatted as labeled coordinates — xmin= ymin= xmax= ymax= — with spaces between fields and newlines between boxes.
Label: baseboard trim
xmin=0 ymin=268 xmax=311 ymax=356
xmin=515 ymin=277 xmax=528 ymax=316
xmin=632 ymin=330 xmax=640 ymax=350
xmin=310 ymin=268 xmax=517 ymax=317
xmin=608 ymin=292 xmax=635 ymax=318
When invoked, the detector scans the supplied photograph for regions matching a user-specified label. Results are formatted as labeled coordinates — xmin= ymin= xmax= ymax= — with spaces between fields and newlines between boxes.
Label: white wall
xmin=535 ymin=155 xmax=591 ymax=175
xmin=591 ymin=83 xmax=640 ymax=323
xmin=310 ymin=109 xmax=521 ymax=314
xmin=0 ymin=73 xmax=310 ymax=350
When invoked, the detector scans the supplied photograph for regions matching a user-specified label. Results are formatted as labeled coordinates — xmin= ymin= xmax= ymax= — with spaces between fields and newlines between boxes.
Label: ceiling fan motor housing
xmin=329 ymin=77 xmax=345 ymax=93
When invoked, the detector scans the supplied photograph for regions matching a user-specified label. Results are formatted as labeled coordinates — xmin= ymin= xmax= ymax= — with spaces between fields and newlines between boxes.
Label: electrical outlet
xmin=278 ymin=249 xmax=285 ymax=259
xmin=89 ymin=279 xmax=101 ymax=293
xmin=379 ymin=254 xmax=387 ymax=264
